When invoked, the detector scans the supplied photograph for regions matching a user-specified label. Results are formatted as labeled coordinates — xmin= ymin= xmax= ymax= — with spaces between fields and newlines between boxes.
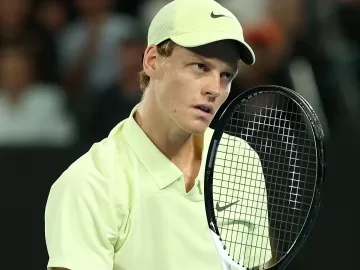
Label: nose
xmin=201 ymin=75 xmax=221 ymax=98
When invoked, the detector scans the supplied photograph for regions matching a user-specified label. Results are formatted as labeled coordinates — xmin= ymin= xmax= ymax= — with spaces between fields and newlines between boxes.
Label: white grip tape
xmin=210 ymin=230 xmax=246 ymax=270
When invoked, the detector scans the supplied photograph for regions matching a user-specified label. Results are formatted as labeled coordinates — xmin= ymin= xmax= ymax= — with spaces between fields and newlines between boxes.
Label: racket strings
xmin=213 ymin=92 xmax=317 ymax=269
xmin=214 ymin=159 xmax=317 ymax=186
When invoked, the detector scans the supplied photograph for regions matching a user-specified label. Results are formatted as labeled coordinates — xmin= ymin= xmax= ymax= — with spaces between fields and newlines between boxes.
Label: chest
xmin=113 ymin=191 xmax=222 ymax=270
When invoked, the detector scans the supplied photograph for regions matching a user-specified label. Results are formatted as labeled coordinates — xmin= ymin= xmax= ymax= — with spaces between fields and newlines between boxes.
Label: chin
xmin=189 ymin=129 xmax=207 ymax=136
xmin=184 ymin=121 xmax=209 ymax=136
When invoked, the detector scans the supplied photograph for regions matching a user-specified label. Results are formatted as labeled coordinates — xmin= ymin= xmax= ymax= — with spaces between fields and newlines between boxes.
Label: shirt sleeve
xmin=45 ymin=166 xmax=121 ymax=270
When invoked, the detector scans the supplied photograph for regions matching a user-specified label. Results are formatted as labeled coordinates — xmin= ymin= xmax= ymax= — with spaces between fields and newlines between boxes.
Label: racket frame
xmin=204 ymin=85 xmax=325 ymax=270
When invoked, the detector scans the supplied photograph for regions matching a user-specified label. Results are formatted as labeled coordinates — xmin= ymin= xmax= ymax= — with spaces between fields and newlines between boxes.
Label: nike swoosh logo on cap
xmin=215 ymin=200 xmax=240 ymax=212
xmin=211 ymin=11 xmax=228 ymax=19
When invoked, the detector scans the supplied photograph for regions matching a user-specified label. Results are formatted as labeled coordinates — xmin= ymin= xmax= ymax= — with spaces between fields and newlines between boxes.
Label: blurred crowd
xmin=0 ymin=0 xmax=359 ymax=148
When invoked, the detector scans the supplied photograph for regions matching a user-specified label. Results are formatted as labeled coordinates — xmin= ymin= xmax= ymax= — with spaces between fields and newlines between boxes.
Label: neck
xmin=134 ymin=91 xmax=201 ymax=163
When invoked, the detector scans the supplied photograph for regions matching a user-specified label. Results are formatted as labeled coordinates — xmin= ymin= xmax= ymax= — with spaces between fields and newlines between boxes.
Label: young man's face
xmin=150 ymin=40 xmax=240 ymax=135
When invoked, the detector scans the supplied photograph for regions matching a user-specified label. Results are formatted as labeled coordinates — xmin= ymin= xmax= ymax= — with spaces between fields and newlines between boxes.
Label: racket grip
xmin=209 ymin=229 xmax=246 ymax=270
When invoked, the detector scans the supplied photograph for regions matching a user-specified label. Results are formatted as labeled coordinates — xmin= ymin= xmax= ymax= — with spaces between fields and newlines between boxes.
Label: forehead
xmin=176 ymin=40 xmax=240 ymax=68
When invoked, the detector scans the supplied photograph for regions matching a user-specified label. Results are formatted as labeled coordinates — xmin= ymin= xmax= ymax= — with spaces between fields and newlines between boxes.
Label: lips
xmin=193 ymin=104 xmax=214 ymax=115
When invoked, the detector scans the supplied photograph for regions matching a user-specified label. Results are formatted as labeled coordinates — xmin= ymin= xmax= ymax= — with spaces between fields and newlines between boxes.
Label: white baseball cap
xmin=147 ymin=0 xmax=256 ymax=65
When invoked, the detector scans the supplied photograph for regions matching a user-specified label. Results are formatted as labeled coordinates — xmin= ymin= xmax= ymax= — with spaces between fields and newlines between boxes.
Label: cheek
xmin=219 ymin=86 xmax=231 ymax=103
xmin=159 ymin=69 xmax=191 ymax=105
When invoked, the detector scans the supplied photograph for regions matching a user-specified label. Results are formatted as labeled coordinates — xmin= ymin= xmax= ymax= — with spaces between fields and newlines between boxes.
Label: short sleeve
xmin=45 ymin=166 xmax=120 ymax=270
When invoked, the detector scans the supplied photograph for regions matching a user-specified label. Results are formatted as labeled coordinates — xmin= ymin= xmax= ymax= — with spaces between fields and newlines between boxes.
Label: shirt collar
xmin=122 ymin=104 xmax=182 ymax=189
xmin=122 ymin=104 xmax=214 ymax=192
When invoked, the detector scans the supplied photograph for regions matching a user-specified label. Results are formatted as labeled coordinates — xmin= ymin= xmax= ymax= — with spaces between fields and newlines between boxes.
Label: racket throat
xmin=209 ymin=228 xmax=246 ymax=270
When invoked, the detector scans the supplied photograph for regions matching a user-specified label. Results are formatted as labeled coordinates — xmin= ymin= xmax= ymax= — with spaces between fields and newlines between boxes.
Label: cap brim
xmin=170 ymin=32 xmax=255 ymax=65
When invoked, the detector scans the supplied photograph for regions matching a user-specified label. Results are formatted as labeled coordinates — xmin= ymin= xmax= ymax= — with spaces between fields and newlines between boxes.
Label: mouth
xmin=193 ymin=104 xmax=214 ymax=115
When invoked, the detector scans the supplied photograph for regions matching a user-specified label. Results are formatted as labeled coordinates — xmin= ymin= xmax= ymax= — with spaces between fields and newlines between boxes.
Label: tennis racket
xmin=204 ymin=85 xmax=325 ymax=270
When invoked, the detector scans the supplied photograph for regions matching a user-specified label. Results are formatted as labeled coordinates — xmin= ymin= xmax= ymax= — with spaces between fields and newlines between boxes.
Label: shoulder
xmin=49 ymin=119 xmax=133 ymax=209
xmin=45 ymin=125 xmax=133 ymax=269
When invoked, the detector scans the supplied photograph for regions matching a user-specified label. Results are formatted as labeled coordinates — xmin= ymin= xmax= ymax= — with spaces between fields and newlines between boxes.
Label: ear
xmin=143 ymin=45 xmax=158 ymax=78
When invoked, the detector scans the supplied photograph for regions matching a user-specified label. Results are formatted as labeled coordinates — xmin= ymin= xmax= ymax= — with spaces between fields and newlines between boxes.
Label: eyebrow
xmin=188 ymin=54 xmax=238 ymax=75
xmin=188 ymin=53 xmax=205 ymax=62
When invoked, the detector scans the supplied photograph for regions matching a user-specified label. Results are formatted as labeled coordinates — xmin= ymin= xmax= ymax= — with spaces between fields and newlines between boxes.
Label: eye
xmin=195 ymin=63 xmax=206 ymax=71
xmin=221 ymin=72 xmax=233 ymax=80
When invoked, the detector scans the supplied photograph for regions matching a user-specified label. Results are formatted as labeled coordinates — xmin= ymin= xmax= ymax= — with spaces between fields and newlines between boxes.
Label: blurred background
xmin=0 ymin=0 xmax=358 ymax=269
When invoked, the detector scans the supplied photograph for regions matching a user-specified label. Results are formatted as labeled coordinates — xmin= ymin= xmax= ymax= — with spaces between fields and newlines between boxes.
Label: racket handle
xmin=209 ymin=230 xmax=246 ymax=270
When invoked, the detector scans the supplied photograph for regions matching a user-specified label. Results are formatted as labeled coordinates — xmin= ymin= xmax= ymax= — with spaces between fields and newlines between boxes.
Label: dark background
xmin=0 ymin=0 xmax=359 ymax=269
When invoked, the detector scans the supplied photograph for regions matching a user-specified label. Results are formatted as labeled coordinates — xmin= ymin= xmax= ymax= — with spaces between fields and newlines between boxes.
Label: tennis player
xmin=45 ymin=0 xmax=272 ymax=269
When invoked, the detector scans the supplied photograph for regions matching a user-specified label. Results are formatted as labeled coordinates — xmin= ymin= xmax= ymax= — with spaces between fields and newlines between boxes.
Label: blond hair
xmin=138 ymin=39 xmax=177 ymax=91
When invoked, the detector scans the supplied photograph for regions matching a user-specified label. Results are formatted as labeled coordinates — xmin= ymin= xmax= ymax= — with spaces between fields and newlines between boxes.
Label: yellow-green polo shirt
xmin=45 ymin=105 xmax=272 ymax=270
